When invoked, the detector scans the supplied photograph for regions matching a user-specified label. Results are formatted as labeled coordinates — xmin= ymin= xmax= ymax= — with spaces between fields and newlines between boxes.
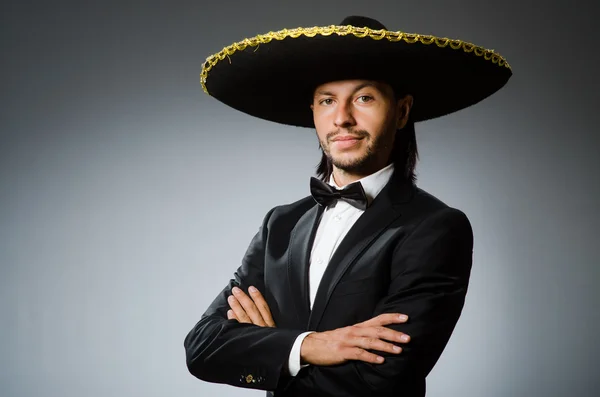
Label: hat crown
xmin=339 ymin=16 xmax=387 ymax=30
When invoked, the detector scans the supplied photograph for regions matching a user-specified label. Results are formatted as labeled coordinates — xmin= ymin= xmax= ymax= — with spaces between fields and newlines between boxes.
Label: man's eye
xmin=357 ymin=96 xmax=373 ymax=103
xmin=320 ymin=98 xmax=334 ymax=105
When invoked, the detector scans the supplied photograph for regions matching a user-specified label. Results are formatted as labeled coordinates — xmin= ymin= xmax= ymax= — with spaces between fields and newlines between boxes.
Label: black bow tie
xmin=310 ymin=177 xmax=369 ymax=210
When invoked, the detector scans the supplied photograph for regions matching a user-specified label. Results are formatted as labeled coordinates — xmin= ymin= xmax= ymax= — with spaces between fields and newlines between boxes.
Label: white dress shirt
xmin=286 ymin=162 xmax=395 ymax=376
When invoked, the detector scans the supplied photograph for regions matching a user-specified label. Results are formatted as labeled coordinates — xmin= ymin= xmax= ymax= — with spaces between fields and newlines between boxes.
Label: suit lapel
xmin=307 ymin=172 xmax=415 ymax=330
xmin=288 ymin=203 xmax=324 ymax=327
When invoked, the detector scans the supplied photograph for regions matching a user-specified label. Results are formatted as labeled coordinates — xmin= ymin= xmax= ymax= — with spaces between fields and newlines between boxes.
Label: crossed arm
xmin=185 ymin=206 xmax=473 ymax=395
xmin=227 ymin=285 xmax=411 ymax=366
xmin=217 ymin=207 xmax=473 ymax=396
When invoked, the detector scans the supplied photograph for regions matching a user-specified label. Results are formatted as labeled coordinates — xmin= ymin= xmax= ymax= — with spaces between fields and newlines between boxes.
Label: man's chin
xmin=331 ymin=150 xmax=364 ymax=162
xmin=331 ymin=157 xmax=369 ymax=173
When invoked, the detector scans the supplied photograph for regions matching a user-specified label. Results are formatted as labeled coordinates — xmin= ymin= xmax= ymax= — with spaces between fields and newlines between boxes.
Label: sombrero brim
xmin=201 ymin=25 xmax=512 ymax=127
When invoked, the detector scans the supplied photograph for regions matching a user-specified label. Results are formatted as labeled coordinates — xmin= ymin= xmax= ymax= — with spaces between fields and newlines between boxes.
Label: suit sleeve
xmin=183 ymin=207 xmax=305 ymax=391
xmin=282 ymin=207 xmax=474 ymax=396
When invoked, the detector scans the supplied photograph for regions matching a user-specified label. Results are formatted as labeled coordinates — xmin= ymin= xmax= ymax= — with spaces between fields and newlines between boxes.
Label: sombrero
xmin=200 ymin=16 xmax=512 ymax=128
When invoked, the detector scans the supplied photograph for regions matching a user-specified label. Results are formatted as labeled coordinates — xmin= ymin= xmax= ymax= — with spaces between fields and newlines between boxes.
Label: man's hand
xmin=300 ymin=313 xmax=410 ymax=366
xmin=227 ymin=286 xmax=276 ymax=327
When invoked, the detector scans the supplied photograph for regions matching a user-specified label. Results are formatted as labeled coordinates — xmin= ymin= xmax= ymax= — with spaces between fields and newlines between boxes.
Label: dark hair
xmin=315 ymin=117 xmax=419 ymax=184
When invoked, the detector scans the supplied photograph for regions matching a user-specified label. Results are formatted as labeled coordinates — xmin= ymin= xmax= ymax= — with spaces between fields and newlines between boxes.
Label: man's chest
xmin=262 ymin=207 xmax=408 ymax=330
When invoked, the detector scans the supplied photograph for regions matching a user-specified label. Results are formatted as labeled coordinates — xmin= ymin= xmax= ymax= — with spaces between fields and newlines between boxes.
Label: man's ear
xmin=396 ymin=95 xmax=414 ymax=129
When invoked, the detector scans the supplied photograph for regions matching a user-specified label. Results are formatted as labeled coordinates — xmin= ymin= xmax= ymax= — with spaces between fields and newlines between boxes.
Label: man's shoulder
xmin=261 ymin=195 xmax=316 ymax=225
xmin=272 ymin=195 xmax=315 ymax=215
xmin=404 ymin=185 xmax=470 ymax=227
xmin=412 ymin=186 xmax=451 ymax=211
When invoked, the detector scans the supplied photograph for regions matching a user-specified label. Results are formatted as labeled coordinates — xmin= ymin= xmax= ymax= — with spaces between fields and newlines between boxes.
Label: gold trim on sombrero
xmin=200 ymin=24 xmax=512 ymax=94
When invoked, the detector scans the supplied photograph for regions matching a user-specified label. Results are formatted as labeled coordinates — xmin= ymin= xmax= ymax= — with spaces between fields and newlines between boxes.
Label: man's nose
xmin=334 ymin=103 xmax=356 ymax=128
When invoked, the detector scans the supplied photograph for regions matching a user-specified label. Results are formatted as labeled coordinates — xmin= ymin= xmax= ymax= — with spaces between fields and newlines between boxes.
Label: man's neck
xmin=332 ymin=170 xmax=365 ymax=187
xmin=332 ymin=162 xmax=392 ymax=187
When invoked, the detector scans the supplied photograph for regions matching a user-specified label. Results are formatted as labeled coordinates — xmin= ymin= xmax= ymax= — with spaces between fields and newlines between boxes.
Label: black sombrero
xmin=201 ymin=16 xmax=512 ymax=128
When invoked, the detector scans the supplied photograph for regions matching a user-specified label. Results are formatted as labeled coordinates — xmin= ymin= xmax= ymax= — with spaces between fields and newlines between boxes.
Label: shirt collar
xmin=328 ymin=162 xmax=395 ymax=206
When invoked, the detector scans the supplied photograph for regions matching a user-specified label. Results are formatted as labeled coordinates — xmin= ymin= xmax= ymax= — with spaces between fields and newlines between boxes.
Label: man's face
xmin=311 ymin=79 xmax=409 ymax=175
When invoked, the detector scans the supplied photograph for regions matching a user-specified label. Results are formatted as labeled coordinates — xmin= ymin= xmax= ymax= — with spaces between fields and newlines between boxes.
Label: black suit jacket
xmin=184 ymin=171 xmax=474 ymax=397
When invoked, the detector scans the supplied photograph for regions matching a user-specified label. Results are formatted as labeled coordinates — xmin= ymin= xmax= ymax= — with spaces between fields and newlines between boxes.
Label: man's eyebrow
xmin=352 ymin=82 xmax=378 ymax=93
xmin=314 ymin=82 xmax=379 ymax=97
xmin=314 ymin=90 xmax=335 ymax=96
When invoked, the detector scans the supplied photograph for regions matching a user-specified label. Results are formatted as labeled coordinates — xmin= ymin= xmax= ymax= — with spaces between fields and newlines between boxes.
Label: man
xmin=184 ymin=16 xmax=512 ymax=397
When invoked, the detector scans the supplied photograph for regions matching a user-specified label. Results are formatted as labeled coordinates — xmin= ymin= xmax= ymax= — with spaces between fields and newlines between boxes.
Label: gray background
xmin=1 ymin=1 xmax=598 ymax=396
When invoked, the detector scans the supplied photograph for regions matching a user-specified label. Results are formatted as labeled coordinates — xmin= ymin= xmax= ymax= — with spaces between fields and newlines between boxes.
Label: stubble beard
xmin=320 ymin=127 xmax=394 ymax=174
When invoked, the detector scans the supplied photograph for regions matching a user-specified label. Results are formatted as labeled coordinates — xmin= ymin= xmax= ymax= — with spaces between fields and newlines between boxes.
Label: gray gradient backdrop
xmin=1 ymin=1 xmax=598 ymax=396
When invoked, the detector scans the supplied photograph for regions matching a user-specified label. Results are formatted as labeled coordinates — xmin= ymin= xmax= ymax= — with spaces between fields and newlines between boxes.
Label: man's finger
xmin=353 ymin=335 xmax=403 ymax=355
xmin=344 ymin=347 xmax=385 ymax=364
xmin=227 ymin=295 xmax=252 ymax=324
xmin=227 ymin=309 xmax=238 ymax=321
xmin=248 ymin=286 xmax=276 ymax=327
xmin=232 ymin=287 xmax=267 ymax=326
xmin=356 ymin=313 xmax=408 ymax=327
xmin=369 ymin=325 xmax=410 ymax=344
xmin=352 ymin=324 xmax=410 ymax=344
